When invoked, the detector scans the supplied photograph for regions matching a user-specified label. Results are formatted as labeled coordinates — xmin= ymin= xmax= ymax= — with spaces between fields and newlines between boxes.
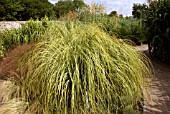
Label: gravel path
xmin=137 ymin=45 xmax=170 ymax=114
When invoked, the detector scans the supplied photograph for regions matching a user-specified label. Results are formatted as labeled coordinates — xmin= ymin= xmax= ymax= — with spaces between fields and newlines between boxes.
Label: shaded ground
xmin=0 ymin=44 xmax=170 ymax=114
xmin=144 ymin=55 xmax=170 ymax=114
xmin=137 ymin=45 xmax=170 ymax=114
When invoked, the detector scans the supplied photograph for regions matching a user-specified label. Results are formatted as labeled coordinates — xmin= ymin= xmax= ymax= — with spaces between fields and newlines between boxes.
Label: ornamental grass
xmin=0 ymin=22 xmax=152 ymax=114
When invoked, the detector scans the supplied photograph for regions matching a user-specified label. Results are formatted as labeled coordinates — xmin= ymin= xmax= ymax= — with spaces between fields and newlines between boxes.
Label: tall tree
xmin=20 ymin=0 xmax=55 ymax=20
xmin=143 ymin=0 xmax=170 ymax=64
xmin=0 ymin=0 xmax=55 ymax=21
xmin=132 ymin=3 xmax=148 ymax=18
xmin=0 ymin=0 xmax=24 ymax=21
xmin=54 ymin=0 xmax=86 ymax=18
xmin=109 ymin=11 xmax=118 ymax=17
xmin=119 ymin=14 xmax=123 ymax=18
xmin=73 ymin=0 xmax=86 ymax=9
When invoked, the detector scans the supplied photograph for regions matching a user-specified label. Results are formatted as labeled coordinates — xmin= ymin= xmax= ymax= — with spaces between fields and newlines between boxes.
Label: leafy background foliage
xmin=0 ymin=0 xmax=55 ymax=20
xmin=0 ymin=0 xmax=86 ymax=21
xmin=0 ymin=0 xmax=146 ymax=47
xmin=143 ymin=0 xmax=170 ymax=64
xmin=131 ymin=0 xmax=170 ymax=65
xmin=0 ymin=17 xmax=50 ymax=56
xmin=0 ymin=0 xmax=24 ymax=21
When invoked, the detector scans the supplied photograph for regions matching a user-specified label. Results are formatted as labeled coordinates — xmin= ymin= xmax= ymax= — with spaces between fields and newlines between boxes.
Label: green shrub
xmin=0 ymin=34 xmax=5 ymax=58
xmin=8 ymin=22 xmax=152 ymax=114
xmin=59 ymin=6 xmax=146 ymax=45
xmin=78 ymin=14 xmax=146 ymax=45
xmin=0 ymin=17 xmax=51 ymax=52
xmin=101 ymin=17 xmax=146 ymax=45
xmin=143 ymin=0 xmax=170 ymax=64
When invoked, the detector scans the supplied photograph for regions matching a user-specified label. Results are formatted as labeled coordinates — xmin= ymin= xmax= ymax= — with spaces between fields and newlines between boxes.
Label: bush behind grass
xmin=3 ymin=21 xmax=152 ymax=114
xmin=0 ymin=16 xmax=51 ymax=58
xmin=100 ymin=17 xmax=146 ymax=44
xmin=65 ymin=11 xmax=146 ymax=44
xmin=143 ymin=0 xmax=170 ymax=65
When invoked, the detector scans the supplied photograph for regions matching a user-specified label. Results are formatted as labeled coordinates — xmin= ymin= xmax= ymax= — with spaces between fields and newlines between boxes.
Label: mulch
xmin=0 ymin=43 xmax=34 ymax=80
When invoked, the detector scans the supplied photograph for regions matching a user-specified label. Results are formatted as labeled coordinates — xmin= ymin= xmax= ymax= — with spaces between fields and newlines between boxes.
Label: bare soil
xmin=0 ymin=43 xmax=34 ymax=80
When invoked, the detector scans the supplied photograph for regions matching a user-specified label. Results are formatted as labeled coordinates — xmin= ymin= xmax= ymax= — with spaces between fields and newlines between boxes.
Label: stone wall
xmin=0 ymin=21 xmax=26 ymax=32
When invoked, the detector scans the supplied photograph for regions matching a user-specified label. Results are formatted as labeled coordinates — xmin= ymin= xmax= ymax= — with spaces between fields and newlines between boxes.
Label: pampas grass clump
xmin=1 ymin=22 xmax=152 ymax=114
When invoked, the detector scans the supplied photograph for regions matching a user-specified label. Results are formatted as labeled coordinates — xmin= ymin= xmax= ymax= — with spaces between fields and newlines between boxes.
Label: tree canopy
xmin=109 ymin=11 xmax=118 ymax=17
xmin=20 ymin=0 xmax=55 ymax=20
xmin=0 ymin=0 xmax=24 ymax=20
xmin=54 ymin=0 xmax=86 ymax=18
xmin=0 ymin=0 xmax=55 ymax=21
xmin=132 ymin=3 xmax=148 ymax=18
xmin=0 ymin=0 xmax=87 ymax=21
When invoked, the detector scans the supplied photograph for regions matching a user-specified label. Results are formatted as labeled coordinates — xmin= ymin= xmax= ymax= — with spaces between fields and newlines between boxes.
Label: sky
xmin=48 ymin=0 xmax=147 ymax=16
